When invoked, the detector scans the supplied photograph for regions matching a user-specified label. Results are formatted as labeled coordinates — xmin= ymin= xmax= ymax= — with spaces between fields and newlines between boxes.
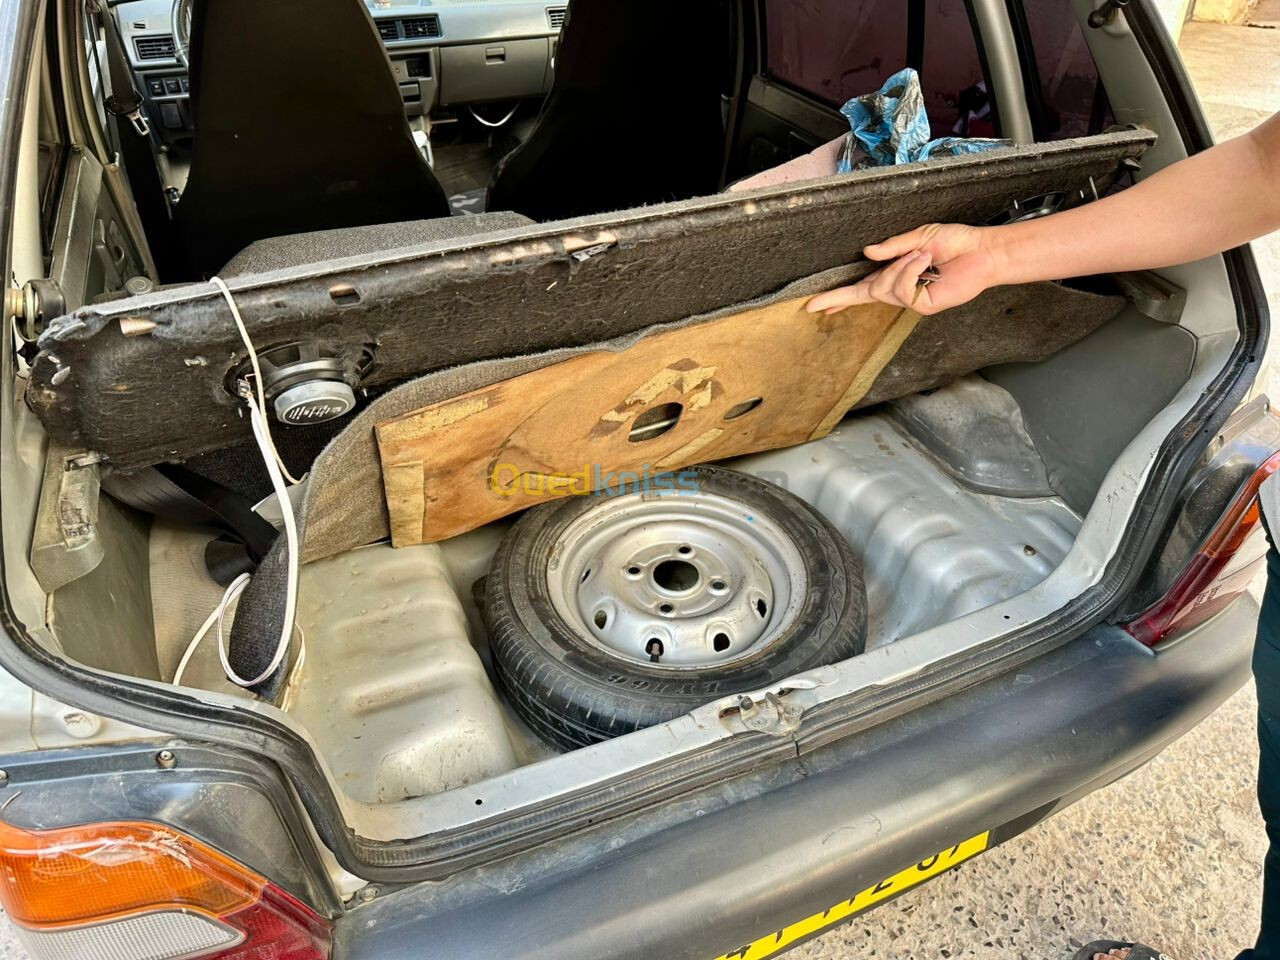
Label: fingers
xmin=864 ymin=224 xmax=937 ymax=262
xmin=805 ymin=281 xmax=877 ymax=314
xmin=805 ymin=251 xmax=934 ymax=314
xmin=886 ymin=251 xmax=933 ymax=306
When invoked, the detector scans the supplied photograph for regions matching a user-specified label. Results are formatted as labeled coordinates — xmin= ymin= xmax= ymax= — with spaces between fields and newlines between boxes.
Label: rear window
xmin=762 ymin=0 xmax=993 ymax=139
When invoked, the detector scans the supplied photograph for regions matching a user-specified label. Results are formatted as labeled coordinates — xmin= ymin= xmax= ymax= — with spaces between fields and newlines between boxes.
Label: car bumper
xmin=335 ymin=593 xmax=1258 ymax=960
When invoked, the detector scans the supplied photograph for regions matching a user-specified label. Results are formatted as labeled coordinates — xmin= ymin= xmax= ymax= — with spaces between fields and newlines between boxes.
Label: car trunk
xmin=136 ymin=374 xmax=1081 ymax=775
xmin=2 ymin=125 xmax=1261 ymax=879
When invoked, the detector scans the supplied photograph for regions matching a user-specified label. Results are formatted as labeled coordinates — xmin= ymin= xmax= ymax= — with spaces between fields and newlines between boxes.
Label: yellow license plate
xmin=713 ymin=831 xmax=991 ymax=960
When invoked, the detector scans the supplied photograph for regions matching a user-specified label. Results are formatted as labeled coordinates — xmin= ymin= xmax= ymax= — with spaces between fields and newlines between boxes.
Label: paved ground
xmin=791 ymin=20 xmax=1280 ymax=960
xmin=2 ymin=19 xmax=1278 ymax=960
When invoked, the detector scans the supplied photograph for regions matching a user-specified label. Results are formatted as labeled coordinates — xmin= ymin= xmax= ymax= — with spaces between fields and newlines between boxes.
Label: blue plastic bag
xmin=837 ymin=68 xmax=1008 ymax=172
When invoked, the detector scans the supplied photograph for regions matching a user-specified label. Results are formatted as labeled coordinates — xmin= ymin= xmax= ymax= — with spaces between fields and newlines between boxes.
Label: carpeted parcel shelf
xmin=25 ymin=129 xmax=1155 ymax=691
xmin=29 ymin=129 xmax=1152 ymax=473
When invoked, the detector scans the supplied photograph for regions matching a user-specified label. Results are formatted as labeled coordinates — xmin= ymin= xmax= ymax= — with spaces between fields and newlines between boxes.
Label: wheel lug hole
xmin=710 ymin=579 xmax=728 ymax=593
xmin=658 ymin=603 xmax=674 ymax=615
xmin=677 ymin=545 xmax=693 ymax=556
xmin=625 ymin=565 xmax=643 ymax=578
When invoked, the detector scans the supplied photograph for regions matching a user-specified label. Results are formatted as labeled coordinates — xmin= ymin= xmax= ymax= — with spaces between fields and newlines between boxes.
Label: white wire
xmin=171 ymin=573 xmax=250 ymax=686
xmin=468 ymin=103 xmax=519 ymax=128
xmin=216 ymin=391 xmax=301 ymax=688
xmin=172 ymin=277 xmax=303 ymax=691
xmin=209 ymin=275 xmax=305 ymax=486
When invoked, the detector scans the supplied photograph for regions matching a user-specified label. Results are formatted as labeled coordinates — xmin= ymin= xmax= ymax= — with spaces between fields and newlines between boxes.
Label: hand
xmin=806 ymin=223 xmax=1000 ymax=316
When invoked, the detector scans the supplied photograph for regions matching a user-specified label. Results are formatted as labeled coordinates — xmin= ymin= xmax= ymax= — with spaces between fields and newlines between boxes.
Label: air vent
xmin=134 ymin=35 xmax=176 ymax=61
xmin=375 ymin=19 xmax=399 ymax=41
xmin=548 ymin=7 xmax=566 ymax=29
xmin=400 ymin=15 xmax=441 ymax=38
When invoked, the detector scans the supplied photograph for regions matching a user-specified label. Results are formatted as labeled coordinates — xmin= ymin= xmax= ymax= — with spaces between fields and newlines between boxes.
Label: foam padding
xmin=28 ymin=130 xmax=1154 ymax=472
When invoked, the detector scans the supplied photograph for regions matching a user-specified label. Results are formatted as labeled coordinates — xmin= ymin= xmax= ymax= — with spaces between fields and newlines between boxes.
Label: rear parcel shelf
xmin=26 ymin=128 xmax=1154 ymax=473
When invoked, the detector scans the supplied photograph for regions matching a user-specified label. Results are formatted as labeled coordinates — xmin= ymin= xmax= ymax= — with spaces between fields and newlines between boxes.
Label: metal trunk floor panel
xmin=731 ymin=415 xmax=1081 ymax=648
xmin=152 ymin=407 xmax=1081 ymax=792
xmin=287 ymin=545 xmax=520 ymax=804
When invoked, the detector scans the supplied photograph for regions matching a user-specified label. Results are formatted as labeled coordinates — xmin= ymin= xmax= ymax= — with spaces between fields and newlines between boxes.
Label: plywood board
xmin=375 ymin=296 xmax=917 ymax=546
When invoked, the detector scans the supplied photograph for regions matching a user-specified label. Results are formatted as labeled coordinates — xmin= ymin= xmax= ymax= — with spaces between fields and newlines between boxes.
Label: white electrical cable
xmin=216 ymin=389 xmax=301 ymax=687
xmin=209 ymin=275 xmax=305 ymax=486
xmin=173 ymin=278 xmax=302 ymax=691
xmin=171 ymin=573 xmax=250 ymax=687
xmin=468 ymin=104 xmax=519 ymax=129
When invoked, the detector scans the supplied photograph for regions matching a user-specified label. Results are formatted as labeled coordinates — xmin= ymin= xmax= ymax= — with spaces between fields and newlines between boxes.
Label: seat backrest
xmin=174 ymin=0 xmax=451 ymax=278
xmin=488 ymin=0 xmax=732 ymax=222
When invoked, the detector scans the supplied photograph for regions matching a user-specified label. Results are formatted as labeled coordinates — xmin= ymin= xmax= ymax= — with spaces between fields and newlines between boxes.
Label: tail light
xmin=1122 ymin=450 xmax=1280 ymax=647
xmin=0 ymin=817 xmax=331 ymax=960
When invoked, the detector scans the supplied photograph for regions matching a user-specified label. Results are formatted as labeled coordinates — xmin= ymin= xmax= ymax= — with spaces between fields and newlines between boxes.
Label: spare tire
xmin=481 ymin=466 xmax=868 ymax=749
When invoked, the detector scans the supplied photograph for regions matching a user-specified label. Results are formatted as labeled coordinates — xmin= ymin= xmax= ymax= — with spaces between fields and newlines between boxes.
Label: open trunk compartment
xmin=155 ymin=377 xmax=1089 ymax=802
xmin=8 ymin=125 xmax=1264 ymax=881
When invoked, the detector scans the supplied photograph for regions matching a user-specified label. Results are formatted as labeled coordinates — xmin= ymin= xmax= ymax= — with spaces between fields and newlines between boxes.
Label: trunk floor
xmin=733 ymin=413 xmax=1081 ymax=647
xmin=150 ymin=408 xmax=1082 ymax=801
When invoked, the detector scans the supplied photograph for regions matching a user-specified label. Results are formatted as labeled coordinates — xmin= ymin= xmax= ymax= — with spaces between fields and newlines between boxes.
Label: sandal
xmin=1073 ymin=942 xmax=1174 ymax=960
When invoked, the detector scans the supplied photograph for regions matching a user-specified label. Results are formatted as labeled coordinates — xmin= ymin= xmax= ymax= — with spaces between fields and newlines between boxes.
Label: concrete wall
xmin=1143 ymin=0 xmax=1258 ymax=37
xmin=1191 ymin=0 xmax=1258 ymax=24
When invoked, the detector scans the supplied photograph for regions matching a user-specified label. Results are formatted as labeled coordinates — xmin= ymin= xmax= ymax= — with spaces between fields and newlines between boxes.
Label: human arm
xmin=806 ymin=112 xmax=1280 ymax=316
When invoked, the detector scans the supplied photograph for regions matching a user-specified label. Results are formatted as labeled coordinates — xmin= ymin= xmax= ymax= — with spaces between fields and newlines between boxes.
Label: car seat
xmin=173 ymin=0 xmax=452 ymax=279
xmin=487 ymin=0 xmax=733 ymax=222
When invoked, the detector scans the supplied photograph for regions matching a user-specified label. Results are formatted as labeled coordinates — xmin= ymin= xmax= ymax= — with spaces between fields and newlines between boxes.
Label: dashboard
xmin=114 ymin=0 xmax=564 ymax=140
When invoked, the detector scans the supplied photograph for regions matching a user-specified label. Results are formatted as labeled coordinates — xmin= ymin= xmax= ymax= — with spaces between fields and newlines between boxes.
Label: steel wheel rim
xmin=545 ymin=488 xmax=807 ymax=668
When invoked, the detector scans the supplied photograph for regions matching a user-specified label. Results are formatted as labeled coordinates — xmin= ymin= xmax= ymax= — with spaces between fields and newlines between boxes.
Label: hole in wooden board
xmin=629 ymin=402 xmax=684 ymax=443
xmin=329 ymin=283 xmax=361 ymax=304
xmin=724 ymin=397 xmax=764 ymax=421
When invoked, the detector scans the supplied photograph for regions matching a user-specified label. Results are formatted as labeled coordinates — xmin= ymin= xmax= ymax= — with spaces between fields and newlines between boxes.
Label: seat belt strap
xmin=102 ymin=465 xmax=280 ymax=563
xmin=89 ymin=0 xmax=150 ymax=137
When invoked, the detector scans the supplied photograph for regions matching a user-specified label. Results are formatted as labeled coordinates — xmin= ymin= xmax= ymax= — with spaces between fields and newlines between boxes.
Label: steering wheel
xmin=171 ymin=0 xmax=193 ymax=69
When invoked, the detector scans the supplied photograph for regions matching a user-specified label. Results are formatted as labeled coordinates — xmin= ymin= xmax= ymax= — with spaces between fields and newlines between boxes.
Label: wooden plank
xmin=375 ymin=296 xmax=907 ymax=546
xmin=810 ymin=307 xmax=922 ymax=440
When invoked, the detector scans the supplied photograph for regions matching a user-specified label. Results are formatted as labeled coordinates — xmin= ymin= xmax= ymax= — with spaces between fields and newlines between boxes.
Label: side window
xmin=919 ymin=0 xmax=991 ymax=139
xmin=762 ymin=0 xmax=992 ymax=139
xmin=1014 ymin=3 xmax=1114 ymax=140
xmin=763 ymin=1 xmax=908 ymax=110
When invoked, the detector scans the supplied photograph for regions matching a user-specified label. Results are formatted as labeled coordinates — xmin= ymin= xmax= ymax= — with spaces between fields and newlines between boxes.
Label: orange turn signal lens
xmin=1124 ymin=450 xmax=1280 ymax=646
xmin=0 ymin=818 xmax=261 ymax=930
